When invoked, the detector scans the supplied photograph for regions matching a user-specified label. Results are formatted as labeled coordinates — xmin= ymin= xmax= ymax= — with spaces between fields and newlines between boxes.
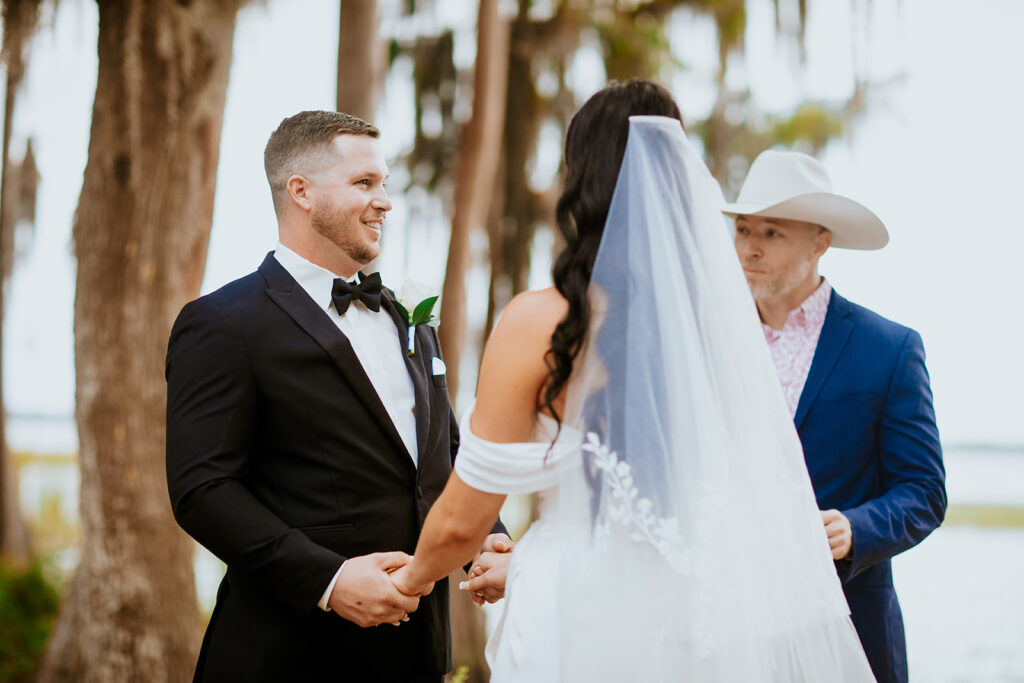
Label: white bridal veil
xmin=550 ymin=116 xmax=875 ymax=681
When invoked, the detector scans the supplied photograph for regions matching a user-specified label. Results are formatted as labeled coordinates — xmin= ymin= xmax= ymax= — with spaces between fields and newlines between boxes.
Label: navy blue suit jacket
xmin=795 ymin=290 xmax=946 ymax=683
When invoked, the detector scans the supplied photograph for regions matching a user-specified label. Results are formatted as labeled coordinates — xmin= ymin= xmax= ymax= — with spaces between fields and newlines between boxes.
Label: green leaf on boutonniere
xmin=411 ymin=296 xmax=438 ymax=326
xmin=393 ymin=300 xmax=412 ymax=325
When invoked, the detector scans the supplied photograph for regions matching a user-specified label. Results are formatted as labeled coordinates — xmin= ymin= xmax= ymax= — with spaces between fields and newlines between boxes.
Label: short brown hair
xmin=263 ymin=110 xmax=379 ymax=213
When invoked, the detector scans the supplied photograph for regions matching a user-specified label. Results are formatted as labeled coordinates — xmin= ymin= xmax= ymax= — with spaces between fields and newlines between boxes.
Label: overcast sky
xmin=4 ymin=0 xmax=1022 ymax=447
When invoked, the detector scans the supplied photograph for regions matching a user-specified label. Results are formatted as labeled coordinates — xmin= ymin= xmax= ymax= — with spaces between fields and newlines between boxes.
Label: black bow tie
xmin=332 ymin=272 xmax=383 ymax=315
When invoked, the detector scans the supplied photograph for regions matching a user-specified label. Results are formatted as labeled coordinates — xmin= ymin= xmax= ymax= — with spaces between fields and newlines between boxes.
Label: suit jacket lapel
xmin=258 ymin=254 xmax=412 ymax=462
xmin=794 ymin=290 xmax=855 ymax=430
xmin=381 ymin=289 xmax=430 ymax=461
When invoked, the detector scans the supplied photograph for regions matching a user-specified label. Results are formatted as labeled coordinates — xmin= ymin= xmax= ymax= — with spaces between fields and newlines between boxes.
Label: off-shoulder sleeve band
xmin=453 ymin=403 xmax=581 ymax=495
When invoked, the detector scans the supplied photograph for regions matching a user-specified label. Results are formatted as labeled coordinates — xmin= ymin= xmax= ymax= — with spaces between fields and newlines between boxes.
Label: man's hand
xmin=328 ymin=552 xmax=421 ymax=627
xmin=473 ymin=533 xmax=514 ymax=562
xmin=821 ymin=509 xmax=853 ymax=560
xmin=460 ymin=534 xmax=514 ymax=605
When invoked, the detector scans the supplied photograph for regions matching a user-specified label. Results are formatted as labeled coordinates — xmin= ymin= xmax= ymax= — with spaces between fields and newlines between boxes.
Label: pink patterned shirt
xmin=761 ymin=279 xmax=832 ymax=416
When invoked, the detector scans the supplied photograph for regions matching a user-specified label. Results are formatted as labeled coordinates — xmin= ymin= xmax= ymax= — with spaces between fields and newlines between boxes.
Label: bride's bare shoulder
xmin=494 ymin=287 xmax=568 ymax=338
xmin=474 ymin=288 xmax=566 ymax=440
xmin=485 ymin=288 xmax=567 ymax=363
xmin=482 ymin=289 xmax=565 ymax=373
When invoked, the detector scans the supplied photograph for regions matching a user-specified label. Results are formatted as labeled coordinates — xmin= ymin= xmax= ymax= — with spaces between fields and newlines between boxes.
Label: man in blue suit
xmin=725 ymin=150 xmax=946 ymax=683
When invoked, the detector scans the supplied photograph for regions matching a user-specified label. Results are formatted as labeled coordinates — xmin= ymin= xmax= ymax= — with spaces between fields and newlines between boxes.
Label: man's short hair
xmin=264 ymin=110 xmax=379 ymax=214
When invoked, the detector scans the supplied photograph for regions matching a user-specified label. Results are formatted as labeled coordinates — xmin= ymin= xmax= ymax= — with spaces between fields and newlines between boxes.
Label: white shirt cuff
xmin=317 ymin=561 xmax=347 ymax=612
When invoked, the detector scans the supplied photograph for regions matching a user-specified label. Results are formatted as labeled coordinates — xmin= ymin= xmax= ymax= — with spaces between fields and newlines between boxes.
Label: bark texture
xmin=0 ymin=75 xmax=31 ymax=564
xmin=0 ymin=0 xmax=43 ymax=566
xmin=438 ymin=0 xmax=509 ymax=403
xmin=38 ymin=1 xmax=243 ymax=680
xmin=483 ymin=1 xmax=581 ymax=339
xmin=337 ymin=0 xmax=383 ymax=122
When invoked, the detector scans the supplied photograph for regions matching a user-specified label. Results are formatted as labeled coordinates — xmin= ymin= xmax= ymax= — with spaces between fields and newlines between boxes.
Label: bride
xmin=390 ymin=80 xmax=875 ymax=681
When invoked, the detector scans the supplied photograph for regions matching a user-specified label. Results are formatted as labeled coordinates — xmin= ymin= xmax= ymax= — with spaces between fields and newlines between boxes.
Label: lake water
xmin=11 ymin=424 xmax=1024 ymax=680
xmin=896 ymin=525 xmax=1024 ymax=682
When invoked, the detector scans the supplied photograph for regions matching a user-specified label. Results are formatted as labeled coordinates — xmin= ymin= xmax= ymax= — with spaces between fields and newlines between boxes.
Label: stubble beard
xmin=746 ymin=260 xmax=812 ymax=303
xmin=311 ymin=201 xmax=380 ymax=267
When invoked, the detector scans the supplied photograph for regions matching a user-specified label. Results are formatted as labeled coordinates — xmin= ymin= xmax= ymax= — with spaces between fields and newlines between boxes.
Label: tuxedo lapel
xmin=794 ymin=291 xmax=855 ymax=430
xmin=258 ymin=254 xmax=412 ymax=462
xmin=381 ymin=289 xmax=430 ymax=460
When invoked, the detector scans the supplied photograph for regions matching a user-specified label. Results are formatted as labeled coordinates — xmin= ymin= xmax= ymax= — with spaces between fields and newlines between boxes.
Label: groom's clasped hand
xmin=327 ymin=551 xmax=424 ymax=628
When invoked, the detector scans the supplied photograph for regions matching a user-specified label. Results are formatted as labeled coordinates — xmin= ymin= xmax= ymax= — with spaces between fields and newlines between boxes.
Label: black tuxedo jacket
xmin=166 ymin=253 xmax=498 ymax=681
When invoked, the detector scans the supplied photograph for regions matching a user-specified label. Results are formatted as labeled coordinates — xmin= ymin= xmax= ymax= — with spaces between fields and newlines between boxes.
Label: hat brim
xmin=722 ymin=193 xmax=889 ymax=250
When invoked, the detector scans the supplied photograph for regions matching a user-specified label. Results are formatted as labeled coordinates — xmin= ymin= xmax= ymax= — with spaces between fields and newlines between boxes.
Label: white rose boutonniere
xmin=395 ymin=279 xmax=440 ymax=356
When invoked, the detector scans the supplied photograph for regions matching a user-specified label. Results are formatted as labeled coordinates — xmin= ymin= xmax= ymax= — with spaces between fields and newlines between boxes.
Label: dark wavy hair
xmin=540 ymin=80 xmax=682 ymax=422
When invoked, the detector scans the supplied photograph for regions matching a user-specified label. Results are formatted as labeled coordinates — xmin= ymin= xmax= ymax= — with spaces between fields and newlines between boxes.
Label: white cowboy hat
xmin=721 ymin=149 xmax=888 ymax=250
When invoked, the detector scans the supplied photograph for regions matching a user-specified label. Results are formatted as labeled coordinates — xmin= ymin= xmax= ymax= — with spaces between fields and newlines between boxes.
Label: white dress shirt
xmin=273 ymin=243 xmax=418 ymax=612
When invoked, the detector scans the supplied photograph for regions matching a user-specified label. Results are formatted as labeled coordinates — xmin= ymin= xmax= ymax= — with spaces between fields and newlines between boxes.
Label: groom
xmin=725 ymin=150 xmax=946 ymax=683
xmin=166 ymin=110 xmax=506 ymax=682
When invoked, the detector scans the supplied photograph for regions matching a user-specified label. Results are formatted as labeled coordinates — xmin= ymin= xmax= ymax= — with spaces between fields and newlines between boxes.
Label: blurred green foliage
xmin=596 ymin=8 xmax=679 ymax=81
xmin=0 ymin=560 xmax=60 ymax=683
xmin=773 ymin=102 xmax=844 ymax=151
xmin=390 ymin=0 xmax=864 ymax=323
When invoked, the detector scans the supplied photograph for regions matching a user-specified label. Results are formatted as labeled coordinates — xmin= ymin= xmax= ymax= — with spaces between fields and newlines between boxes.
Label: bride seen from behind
xmin=390 ymin=80 xmax=876 ymax=681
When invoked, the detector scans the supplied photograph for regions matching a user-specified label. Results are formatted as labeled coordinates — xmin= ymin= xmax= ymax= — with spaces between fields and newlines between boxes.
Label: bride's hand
xmin=389 ymin=564 xmax=435 ymax=597
xmin=461 ymin=534 xmax=515 ymax=605
xmin=460 ymin=554 xmax=512 ymax=605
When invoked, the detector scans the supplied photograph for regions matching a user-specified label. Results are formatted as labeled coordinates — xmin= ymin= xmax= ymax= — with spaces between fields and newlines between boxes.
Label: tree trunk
xmin=438 ymin=0 xmax=508 ymax=403
xmin=482 ymin=151 xmax=506 ymax=345
xmin=0 ymin=65 xmax=30 ymax=565
xmin=0 ymin=0 xmax=43 ymax=566
xmin=337 ymin=0 xmax=383 ymax=122
xmin=497 ymin=18 xmax=540 ymax=301
xmin=38 ymin=1 xmax=244 ymax=680
xmin=483 ymin=2 xmax=577 ymax=335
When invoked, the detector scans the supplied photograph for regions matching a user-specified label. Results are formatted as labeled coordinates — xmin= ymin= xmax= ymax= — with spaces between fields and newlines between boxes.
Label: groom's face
xmin=307 ymin=134 xmax=392 ymax=268
xmin=733 ymin=215 xmax=829 ymax=302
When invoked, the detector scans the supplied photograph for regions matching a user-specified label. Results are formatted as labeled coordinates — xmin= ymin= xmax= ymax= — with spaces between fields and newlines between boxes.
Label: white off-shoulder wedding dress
xmin=451 ymin=117 xmax=876 ymax=682
xmin=455 ymin=404 xmax=583 ymax=681
xmin=456 ymin=401 xmax=874 ymax=683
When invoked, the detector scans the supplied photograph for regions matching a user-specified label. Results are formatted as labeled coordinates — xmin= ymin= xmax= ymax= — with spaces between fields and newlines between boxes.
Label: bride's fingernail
xmin=458 ymin=581 xmax=469 ymax=590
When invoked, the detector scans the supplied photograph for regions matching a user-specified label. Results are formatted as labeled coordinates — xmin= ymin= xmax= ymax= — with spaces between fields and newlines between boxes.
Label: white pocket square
xmin=431 ymin=357 xmax=447 ymax=376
